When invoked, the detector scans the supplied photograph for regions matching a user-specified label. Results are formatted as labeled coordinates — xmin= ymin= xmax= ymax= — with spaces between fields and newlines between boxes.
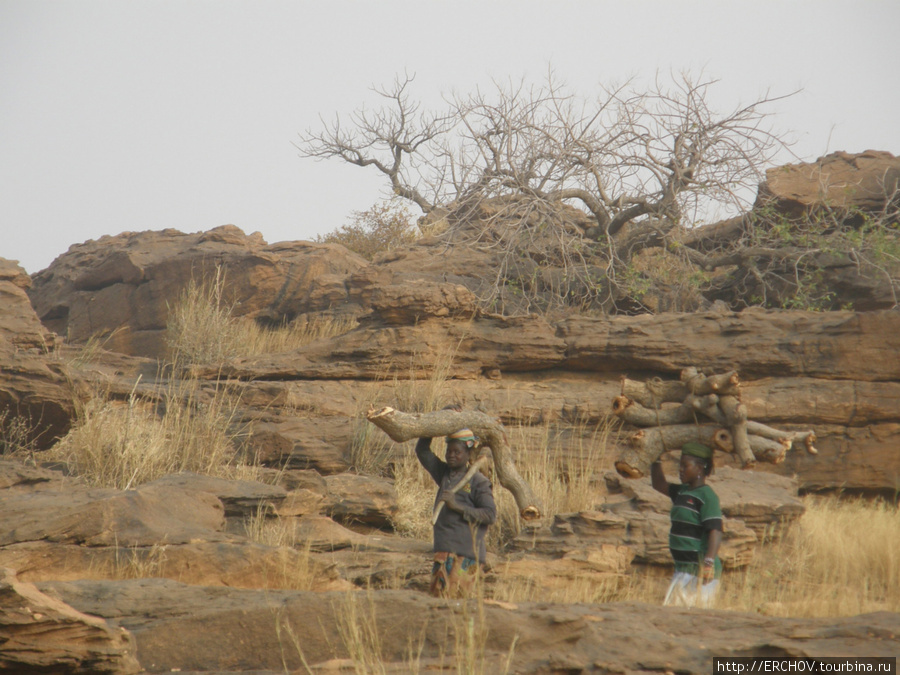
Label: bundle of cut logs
xmin=613 ymin=368 xmax=817 ymax=479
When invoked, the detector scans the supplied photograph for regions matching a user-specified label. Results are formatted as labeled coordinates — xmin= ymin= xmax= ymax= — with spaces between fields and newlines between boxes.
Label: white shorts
xmin=663 ymin=571 xmax=719 ymax=608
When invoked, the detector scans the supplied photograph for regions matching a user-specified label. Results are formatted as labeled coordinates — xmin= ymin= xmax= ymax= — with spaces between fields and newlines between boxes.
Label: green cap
xmin=681 ymin=441 xmax=713 ymax=460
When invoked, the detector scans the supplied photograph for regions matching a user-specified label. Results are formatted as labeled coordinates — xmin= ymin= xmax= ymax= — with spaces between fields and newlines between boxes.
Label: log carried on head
xmin=613 ymin=368 xmax=817 ymax=478
xmin=366 ymin=406 xmax=542 ymax=520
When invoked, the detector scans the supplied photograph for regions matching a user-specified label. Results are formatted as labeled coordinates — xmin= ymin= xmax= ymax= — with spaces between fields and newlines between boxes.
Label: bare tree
xmin=298 ymin=71 xmax=808 ymax=314
xmin=297 ymin=73 xmax=452 ymax=214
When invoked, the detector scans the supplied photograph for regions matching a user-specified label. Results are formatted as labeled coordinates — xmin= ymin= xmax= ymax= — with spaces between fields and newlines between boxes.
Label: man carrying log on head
xmin=651 ymin=441 xmax=723 ymax=608
xmin=415 ymin=427 xmax=497 ymax=598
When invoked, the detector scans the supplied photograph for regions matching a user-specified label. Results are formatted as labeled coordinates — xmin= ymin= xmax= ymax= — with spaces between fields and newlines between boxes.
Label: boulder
xmin=509 ymin=466 xmax=804 ymax=568
xmin=0 ymin=457 xmax=69 ymax=492
xmin=607 ymin=467 xmax=805 ymax=538
xmin=0 ymin=568 xmax=140 ymax=673
xmin=0 ymin=259 xmax=74 ymax=449
xmin=143 ymin=471 xmax=287 ymax=519
xmin=288 ymin=515 xmax=389 ymax=552
xmin=27 ymin=226 xmax=368 ymax=357
xmin=497 ymin=544 xmax=635 ymax=595
xmin=765 ymin=422 xmax=900 ymax=493
xmin=537 ymin=507 xmax=757 ymax=568
xmin=240 ymin=416 xmax=351 ymax=474
xmin=323 ymin=472 xmax=399 ymax=528
xmin=348 ymin=263 xmax=480 ymax=324
xmin=561 ymin=308 xmax=900 ymax=381
xmin=209 ymin=308 xmax=900 ymax=382
xmin=758 ymin=150 xmax=900 ymax=216
xmin=0 ymin=479 xmax=226 ymax=547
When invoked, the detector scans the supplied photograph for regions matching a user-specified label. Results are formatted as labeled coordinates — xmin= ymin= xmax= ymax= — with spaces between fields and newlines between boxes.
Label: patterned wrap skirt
xmin=429 ymin=552 xmax=480 ymax=598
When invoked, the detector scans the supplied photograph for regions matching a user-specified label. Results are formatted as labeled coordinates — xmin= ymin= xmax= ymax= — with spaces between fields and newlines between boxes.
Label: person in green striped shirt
xmin=651 ymin=441 xmax=723 ymax=608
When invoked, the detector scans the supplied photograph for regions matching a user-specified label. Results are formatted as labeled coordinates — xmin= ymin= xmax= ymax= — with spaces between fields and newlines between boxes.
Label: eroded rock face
xmin=0 ymin=259 xmax=74 ymax=449
xmin=759 ymin=150 xmax=900 ymax=216
xmin=0 ymin=568 xmax=140 ymax=674
xmin=0 ymin=481 xmax=226 ymax=547
xmin=37 ymin=579 xmax=900 ymax=672
xmin=27 ymin=226 xmax=368 ymax=357
xmin=0 ymin=458 xmax=355 ymax=591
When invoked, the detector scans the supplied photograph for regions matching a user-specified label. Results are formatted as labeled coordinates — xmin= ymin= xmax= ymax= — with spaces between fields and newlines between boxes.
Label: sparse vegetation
xmin=719 ymin=495 xmax=900 ymax=617
xmin=13 ymin=239 xmax=893 ymax=673
xmin=487 ymin=495 xmax=900 ymax=617
xmin=44 ymin=374 xmax=252 ymax=490
xmin=0 ymin=409 xmax=39 ymax=456
xmin=317 ymin=198 xmax=421 ymax=260
xmin=489 ymin=416 xmax=616 ymax=549
xmin=167 ymin=266 xmax=358 ymax=368
xmin=277 ymin=586 xmax=517 ymax=675
xmin=691 ymin=201 xmax=900 ymax=311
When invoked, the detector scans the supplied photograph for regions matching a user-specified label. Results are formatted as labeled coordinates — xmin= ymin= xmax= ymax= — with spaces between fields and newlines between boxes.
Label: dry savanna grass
xmin=488 ymin=495 xmax=900 ymax=618
xmin=166 ymin=267 xmax=358 ymax=367
xmin=242 ymin=507 xmax=323 ymax=591
xmin=44 ymin=375 xmax=257 ymax=490
xmin=278 ymin=585 xmax=517 ymax=675
xmin=46 ymin=266 xmax=360 ymax=490
xmin=717 ymin=495 xmax=900 ymax=617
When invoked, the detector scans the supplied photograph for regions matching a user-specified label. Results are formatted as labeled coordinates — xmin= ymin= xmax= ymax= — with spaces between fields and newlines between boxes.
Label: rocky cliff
xmin=1 ymin=151 xmax=898 ymax=672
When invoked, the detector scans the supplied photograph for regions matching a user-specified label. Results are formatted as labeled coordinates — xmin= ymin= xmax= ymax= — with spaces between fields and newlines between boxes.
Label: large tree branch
xmin=366 ymin=407 xmax=541 ymax=520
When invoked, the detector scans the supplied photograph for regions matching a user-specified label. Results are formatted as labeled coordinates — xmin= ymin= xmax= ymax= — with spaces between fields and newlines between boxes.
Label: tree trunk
xmin=614 ymin=424 xmax=728 ymax=478
xmin=621 ymin=377 xmax=688 ymax=406
xmin=611 ymin=396 xmax=696 ymax=427
xmin=614 ymin=369 xmax=817 ymax=479
xmin=746 ymin=421 xmax=818 ymax=454
xmin=366 ymin=406 xmax=541 ymax=520
xmin=719 ymin=395 xmax=755 ymax=467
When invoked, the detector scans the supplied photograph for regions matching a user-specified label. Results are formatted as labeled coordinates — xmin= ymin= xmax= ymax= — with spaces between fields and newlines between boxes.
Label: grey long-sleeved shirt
xmin=415 ymin=438 xmax=496 ymax=562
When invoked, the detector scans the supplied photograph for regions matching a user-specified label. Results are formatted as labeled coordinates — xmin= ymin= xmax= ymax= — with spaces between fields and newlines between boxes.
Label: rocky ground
xmin=1 ymin=152 xmax=899 ymax=672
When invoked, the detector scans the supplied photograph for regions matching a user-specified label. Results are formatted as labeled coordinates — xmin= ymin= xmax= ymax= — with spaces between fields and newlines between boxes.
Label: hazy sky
xmin=2 ymin=1 xmax=899 ymax=274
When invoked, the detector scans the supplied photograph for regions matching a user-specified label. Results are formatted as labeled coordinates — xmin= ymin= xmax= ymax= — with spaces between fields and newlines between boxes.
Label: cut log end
xmin=804 ymin=433 xmax=819 ymax=455
xmin=713 ymin=428 xmax=734 ymax=453
xmin=520 ymin=506 xmax=541 ymax=521
xmin=615 ymin=461 xmax=643 ymax=480
xmin=366 ymin=406 xmax=396 ymax=420
xmin=612 ymin=396 xmax=633 ymax=415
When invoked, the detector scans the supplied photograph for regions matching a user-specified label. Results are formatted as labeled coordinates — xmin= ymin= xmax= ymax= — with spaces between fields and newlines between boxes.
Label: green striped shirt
xmin=668 ymin=483 xmax=723 ymax=574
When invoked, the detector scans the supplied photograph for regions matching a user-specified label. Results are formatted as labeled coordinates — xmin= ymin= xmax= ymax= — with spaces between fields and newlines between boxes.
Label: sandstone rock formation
xmin=27 ymin=225 xmax=367 ymax=357
xmin=35 ymin=579 xmax=900 ymax=673
xmin=0 ymin=259 xmax=74 ymax=449
xmin=0 ymin=568 xmax=140 ymax=674
xmin=2 ymin=152 xmax=898 ymax=671
xmin=758 ymin=150 xmax=900 ymax=216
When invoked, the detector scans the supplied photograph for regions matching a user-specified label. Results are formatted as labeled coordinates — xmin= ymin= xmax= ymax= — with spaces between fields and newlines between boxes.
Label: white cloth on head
xmin=663 ymin=571 xmax=719 ymax=608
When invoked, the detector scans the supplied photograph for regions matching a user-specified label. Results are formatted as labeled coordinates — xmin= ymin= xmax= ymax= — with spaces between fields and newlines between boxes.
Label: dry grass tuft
xmin=45 ymin=375 xmax=253 ymax=489
xmin=166 ymin=266 xmax=358 ymax=367
xmin=243 ymin=507 xmax=322 ymax=591
xmin=490 ymin=416 xmax=617 ymax=549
